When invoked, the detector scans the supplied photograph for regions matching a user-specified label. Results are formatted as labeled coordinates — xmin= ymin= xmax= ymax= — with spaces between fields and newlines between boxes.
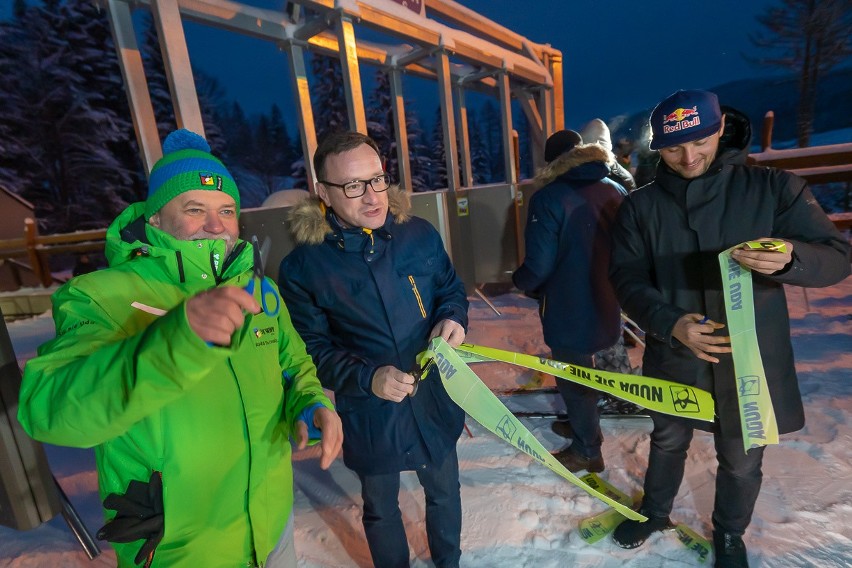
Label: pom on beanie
xmin=162 ymin=128 xmax=211 ymax=155
xmin=145 ymin=129 xmax=240 ymax=219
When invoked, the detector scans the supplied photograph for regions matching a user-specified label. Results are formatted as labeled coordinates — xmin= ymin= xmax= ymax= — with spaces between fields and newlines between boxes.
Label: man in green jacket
xmin=17 ymin=129 xmax=342 ymax=568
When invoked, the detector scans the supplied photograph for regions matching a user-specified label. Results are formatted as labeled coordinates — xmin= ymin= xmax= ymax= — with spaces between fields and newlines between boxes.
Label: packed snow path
xmin=2 ymin=278 xmax=850 ymax=567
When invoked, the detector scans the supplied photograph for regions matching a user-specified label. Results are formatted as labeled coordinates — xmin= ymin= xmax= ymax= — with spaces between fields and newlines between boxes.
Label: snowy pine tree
xmin=480 ymin=100 xmax=505 ymax=183
xmin=429 ymin=107 xmax=448 ymax=190
xmin=193 ymin=73 xmax=228 ymax=157
xmin=0 ymin=0 xmax=139 ymax=233
xmin=515 ymin=110 xmax=532 ymax=180
xmin=141 ymin=17 xmax=176 ymax=144
xmin=246 ymin=105 xmax=294 ymax=198
xmin=291 ymin=54 xmax=348 ymax=189
xmin=0 ymin=12 xmax=34 ymax=196
xmin=467 ymin=108 xmax=491 ymax=185
xmin=406 ymin=110 xmax=433 ymax=192
xmin=366 ymin=69 xmax=432 ymax=191
xmin=219 ymin=102 xmax=254 ymax=164
xmin=311 ymin=54 xmax=348 ymax=141
xmin=751 ymin=0 xmax=852 ymax=147
xmin=269 ymin=104 xmax=296 ymax=169
xmin=366 ymin=70 xmax=395 ymax=180
xmin=141 ymin=16 xmax=227 ymax=157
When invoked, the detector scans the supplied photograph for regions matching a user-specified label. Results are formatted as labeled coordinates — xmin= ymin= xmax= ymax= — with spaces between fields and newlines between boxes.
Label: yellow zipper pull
xmin=408 ymin=275 xmax=427 ymax=318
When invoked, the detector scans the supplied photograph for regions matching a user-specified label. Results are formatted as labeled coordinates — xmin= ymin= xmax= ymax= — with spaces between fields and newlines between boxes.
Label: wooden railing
xmin=0 ymin=218 xmax=106 ymax=288
xmin=749 ymin=111 xmax=852 ymax=185
xmin=1 ymin=111 xmax=849 ymax=294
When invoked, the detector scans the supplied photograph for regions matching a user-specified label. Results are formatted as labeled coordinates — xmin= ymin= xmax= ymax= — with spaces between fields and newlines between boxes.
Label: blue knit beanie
xmin=649 ymin=90 xmax=722 ymax=150
xmin=145 ymin=129 xmax=240 ymax=219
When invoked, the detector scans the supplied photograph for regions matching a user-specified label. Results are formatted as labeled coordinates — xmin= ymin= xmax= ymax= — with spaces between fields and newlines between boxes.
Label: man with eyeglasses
xmin=278 ymin=131 xmax=469 ymax=568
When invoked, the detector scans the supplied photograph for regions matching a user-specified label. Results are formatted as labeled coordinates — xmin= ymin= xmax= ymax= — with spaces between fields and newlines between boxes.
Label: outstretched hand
xmin=671 ymin=313 xmax=731 ymax=364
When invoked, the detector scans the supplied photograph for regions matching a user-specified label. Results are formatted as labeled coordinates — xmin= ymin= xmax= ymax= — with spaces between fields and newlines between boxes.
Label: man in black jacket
xmin=609 ymin=90 xmax=849 ymax=567
xmin=513 ymin=129 xmax=628 ymax=473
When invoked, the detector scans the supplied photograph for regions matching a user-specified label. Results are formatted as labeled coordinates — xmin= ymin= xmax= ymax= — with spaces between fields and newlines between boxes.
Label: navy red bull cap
xmin=649 ymin=90 xmax=722 ymax=150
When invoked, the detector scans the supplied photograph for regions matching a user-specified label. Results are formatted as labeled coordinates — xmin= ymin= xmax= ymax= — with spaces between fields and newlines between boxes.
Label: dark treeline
xmin=0 ymin=0 xmax=519 ymax=234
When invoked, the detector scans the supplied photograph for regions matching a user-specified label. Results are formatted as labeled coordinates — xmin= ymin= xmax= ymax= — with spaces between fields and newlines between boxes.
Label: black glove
xmin=97 ymin=471 xmax=165 ymax=566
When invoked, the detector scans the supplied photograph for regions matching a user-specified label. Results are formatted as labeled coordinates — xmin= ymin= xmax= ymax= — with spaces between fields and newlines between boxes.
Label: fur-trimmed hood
xmin=534 ymin=143 xmax=615 ymax=188
xmin=287 ymin=185 xmax=412 ymax=246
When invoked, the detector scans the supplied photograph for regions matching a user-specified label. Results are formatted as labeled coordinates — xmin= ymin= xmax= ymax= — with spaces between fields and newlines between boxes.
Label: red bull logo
xmin=662 ymin=106 xmax=699 ymax=123
xmin=661 ymin=106 xmax=701 ymax=134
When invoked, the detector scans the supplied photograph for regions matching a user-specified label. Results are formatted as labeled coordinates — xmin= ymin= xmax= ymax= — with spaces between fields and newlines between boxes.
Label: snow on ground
xmin=2 ymin=277 xmax=850 ymax=567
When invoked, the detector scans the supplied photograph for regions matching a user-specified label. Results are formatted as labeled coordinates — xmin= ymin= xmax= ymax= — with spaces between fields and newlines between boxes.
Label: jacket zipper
xmin=408 ymin=275 xmax=427 ymax=319
xmin=142 ymin=471 xmax=163 ymax=568
xmin=218 ymin=241 xmax=247 ymax=284
xmin=227 ymin=359 xmax=255 ymax=563
xmin=175 ymin=251 xmax=185 ymax=283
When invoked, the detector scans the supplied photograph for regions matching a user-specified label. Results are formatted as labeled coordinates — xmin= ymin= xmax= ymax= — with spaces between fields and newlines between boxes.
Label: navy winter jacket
xmin=278 ymin=188 xmax=468 ymax=475
xmin=513 ymin=144 xmax=627 ymax=355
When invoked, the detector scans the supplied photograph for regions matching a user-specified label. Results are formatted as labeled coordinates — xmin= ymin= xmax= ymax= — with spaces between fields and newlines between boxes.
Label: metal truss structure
xmin=101 ymin=0 xmax=565 ymax=288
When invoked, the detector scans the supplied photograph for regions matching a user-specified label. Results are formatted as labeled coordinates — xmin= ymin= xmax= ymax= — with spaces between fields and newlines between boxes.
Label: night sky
xmin=3 ymin=0 xmax=784 ymax=129
xmin=177 ymin=0 xmax=782 ymax=130
xmin=458 ymin=0 xmax=781 ymax=126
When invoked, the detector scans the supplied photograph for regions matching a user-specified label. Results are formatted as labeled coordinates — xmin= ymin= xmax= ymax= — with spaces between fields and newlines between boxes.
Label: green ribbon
xmin=425 ymin=338 xmax=646 ymax=521
xmin=718 ymin=244 xmax=780 ymax=452
xmin=453 ymin=343 xmax=715 ymax=422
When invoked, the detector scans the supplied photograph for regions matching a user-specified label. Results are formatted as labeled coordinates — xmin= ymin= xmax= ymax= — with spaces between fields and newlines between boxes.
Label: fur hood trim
xmin=287 ymin=185 xmax=411 ymax=245
xmin=534 ymin=143 xmax=615 ymax=188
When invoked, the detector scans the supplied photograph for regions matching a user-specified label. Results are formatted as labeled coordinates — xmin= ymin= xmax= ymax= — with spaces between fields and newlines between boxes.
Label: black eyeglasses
xmin=319 ymin=174 xmax=391 ymax=198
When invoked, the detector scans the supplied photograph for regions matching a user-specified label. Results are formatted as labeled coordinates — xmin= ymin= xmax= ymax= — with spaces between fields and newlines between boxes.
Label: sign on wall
xmin=384 ymin=0 xmax=424 ymax=17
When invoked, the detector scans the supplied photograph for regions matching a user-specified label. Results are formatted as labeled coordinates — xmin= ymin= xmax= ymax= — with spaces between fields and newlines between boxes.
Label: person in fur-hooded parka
xmin=580 ymin=118 xmax=637 ymax=191
xmin=278 ymin=131 xmax=468 ymax=568
xmin=513 ymin=132 xmax=628 ymax=472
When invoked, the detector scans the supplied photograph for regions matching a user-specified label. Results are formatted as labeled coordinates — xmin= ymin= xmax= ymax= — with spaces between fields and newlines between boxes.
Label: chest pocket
xmin=240 ymin=311 xmax=283 ymax=384
xmin=246 ymin=313 xmax=280 ymax=352
xmin=397 ymin=256 xmax=440 ymax=320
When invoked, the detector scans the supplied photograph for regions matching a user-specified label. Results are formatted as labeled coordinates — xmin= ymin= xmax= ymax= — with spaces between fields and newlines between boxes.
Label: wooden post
xmin=23 ymin=218 xmax=50 ymax=288
xmin=512 ymin=130 xmax=524 ymax=266
xmin=761 ymin=111 xmax=774 ymax=151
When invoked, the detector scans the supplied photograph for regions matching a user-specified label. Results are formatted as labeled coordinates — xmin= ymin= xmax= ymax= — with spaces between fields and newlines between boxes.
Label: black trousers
xmin=641 ymin=413 xmax=765 ymax=536
xmin=357 ymin=449 xmax=462 ymax=568
xmin=551 ymin=348 xmax=602 ymax=458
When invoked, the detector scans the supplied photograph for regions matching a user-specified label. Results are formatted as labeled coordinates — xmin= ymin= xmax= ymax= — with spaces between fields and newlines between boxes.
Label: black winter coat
xmin=610 ymin=109 xmax=850 ymax=437
xmin=513 ymin=144 xmax=627 ymax=354
xmin=278 ymin=188 xmax=468 ymax=474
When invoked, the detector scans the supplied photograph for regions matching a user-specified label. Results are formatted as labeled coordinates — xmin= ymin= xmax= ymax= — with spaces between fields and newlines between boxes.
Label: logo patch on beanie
xmin=199 ymin=173 xmax=215 ymax=186
xmin=662 ymin=106 xmax=701 ymax=134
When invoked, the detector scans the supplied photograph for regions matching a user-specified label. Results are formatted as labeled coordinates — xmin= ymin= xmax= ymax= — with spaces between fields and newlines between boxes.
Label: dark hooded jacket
xmin=513 ymin=143 xmax=627 ymax=354
xmin=610 ymin=108 xmax=850 ymax=437
xmin=278 ymin=188 xmax=468 ymax=475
